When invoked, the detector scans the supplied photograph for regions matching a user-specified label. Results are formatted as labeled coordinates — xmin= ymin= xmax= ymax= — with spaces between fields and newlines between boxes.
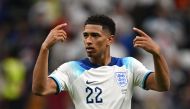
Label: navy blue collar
xmin=78 ymin=57 xmax=119 ymax=69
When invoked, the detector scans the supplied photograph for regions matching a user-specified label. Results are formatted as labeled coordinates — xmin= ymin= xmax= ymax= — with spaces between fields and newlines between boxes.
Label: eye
xmin=83 ymin=33 xmax=88 ymax=38
xmin=91 ymin=33 xmax=100 ymax=37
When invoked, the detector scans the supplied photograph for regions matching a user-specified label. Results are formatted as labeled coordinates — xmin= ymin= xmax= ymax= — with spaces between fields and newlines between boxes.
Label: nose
xmin=85 ymin=36 xmax=93 ymax=45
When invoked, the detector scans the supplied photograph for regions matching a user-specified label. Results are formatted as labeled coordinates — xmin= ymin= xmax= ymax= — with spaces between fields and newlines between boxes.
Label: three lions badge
xmin=115 ymin=72 xmax=128 ymax=87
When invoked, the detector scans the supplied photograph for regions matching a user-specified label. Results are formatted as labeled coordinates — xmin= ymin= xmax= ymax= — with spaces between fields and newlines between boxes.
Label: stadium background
xmin=0 ymin=0 xmax=190 ymax=109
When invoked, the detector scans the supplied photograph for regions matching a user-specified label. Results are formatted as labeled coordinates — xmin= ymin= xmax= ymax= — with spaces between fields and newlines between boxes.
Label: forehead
xmin=84 ymin=24 xmax=103 ymax=33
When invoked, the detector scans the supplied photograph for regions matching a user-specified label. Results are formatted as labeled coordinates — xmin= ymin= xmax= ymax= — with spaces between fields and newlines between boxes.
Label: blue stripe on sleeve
xmin=142 ymin=71 xmax=153 ymax=90
xmin=49 ymin=76 xmax=62 ymax=93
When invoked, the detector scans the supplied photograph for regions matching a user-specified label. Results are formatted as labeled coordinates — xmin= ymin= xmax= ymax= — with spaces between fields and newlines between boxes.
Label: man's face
xmin=83 ymin=24 xmax=113 ymax=58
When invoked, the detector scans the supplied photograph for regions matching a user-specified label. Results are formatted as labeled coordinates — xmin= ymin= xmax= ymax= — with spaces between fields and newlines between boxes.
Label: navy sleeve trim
xmin=142 ymin=71 xmax=153 ymax=90
xmin=49 ymin=77 xmax=60 ymax=95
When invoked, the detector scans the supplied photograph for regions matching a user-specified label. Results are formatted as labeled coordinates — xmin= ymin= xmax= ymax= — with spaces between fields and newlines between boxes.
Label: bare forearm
xmin=153 ymin=53 xmax=170 ymax=91
xmin=32 ymin=45 xmax=49 ymax=94
xmin=32 ymin=24 xmax=67 ymax=95
xmin=132 ymin=27 xmax=170 ymax=91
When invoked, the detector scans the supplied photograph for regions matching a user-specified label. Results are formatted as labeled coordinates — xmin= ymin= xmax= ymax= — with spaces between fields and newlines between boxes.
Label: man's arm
xmin=32 ymin=24 xmax=68 ymax=95
xmin=133 ymin=27 xmax=170 ymax=91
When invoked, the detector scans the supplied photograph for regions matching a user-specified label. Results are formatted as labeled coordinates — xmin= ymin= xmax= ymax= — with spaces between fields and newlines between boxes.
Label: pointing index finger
xmin=54 ymin=23 xmax=67 ymax=30
xmin=133 ymin=27 xmax=149 ymax=37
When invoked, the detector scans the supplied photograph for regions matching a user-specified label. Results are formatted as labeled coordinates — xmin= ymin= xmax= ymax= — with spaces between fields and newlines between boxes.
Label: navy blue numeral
xmin=95 ymin=87 xmax=103 ymax=103
xmin=86 ymin=87 xmax=94 ymax=103
xmin=86 ymin=87 xmax=103 ymax=103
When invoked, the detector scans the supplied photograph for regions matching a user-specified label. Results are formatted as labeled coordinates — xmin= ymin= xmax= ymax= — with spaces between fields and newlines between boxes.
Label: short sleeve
xmin=130 ymin=57 xmax=152 ymax=89
xmin=48 ymin=63 xmax=71 ymax=93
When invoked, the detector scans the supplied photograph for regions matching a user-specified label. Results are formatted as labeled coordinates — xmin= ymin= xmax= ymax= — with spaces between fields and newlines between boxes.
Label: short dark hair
xmin=84 ymin=15 xmax=115 ymax=35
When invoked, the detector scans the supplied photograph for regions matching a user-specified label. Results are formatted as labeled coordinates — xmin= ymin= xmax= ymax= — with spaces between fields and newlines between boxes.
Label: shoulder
xmin=54 ymin=59 xmax=88 ymax=76
xmin=119 ymin=57 xmax=136 ymax=62
xmin=66 ymin=58 xmax=90 ymax=70
xmin=59 ymin=58 xmax=87 ymax=67
xmin=56 ymin=60 xmax=82 ymax=72
xmin=114 ymin=57 xmax=136 ymax=66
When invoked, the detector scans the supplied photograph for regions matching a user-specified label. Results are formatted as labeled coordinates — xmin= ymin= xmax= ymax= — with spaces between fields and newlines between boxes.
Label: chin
xmin=87 ymin=52 xmax=96 ymax=58
xmin=87 ymin=54 xmax=93 ymax=57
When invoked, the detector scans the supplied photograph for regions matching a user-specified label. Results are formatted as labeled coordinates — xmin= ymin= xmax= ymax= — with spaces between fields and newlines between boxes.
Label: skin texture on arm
xmin=133 ymin=28 xmax=170 ymax=91
xmin=32 ymin=23 xmax=68 ymax=96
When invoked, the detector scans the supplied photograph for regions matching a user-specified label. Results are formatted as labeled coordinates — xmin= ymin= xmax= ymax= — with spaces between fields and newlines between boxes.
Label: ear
xmin=107 ymin=35 xmax=114 ymax=46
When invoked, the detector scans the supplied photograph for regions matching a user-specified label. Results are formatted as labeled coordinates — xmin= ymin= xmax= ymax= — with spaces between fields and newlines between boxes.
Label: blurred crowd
xmin=0 ymin=0 xmax=190 ymax=109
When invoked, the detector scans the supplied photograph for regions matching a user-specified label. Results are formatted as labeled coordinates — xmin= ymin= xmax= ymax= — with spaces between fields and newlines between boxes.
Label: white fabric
xmin=49 ymin=57 xmax=151 ymax=109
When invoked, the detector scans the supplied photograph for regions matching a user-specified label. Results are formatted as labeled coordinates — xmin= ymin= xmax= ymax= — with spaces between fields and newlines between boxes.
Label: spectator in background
xmin=0 ymin=48 xmax=26 ymax=109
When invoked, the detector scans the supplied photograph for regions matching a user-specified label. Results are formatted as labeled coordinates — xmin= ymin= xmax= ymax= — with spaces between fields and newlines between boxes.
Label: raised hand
xmin=133 ymin=27 xmax=160 ymax=55
xmin=42 ymin=23 xmax=68 ymax=49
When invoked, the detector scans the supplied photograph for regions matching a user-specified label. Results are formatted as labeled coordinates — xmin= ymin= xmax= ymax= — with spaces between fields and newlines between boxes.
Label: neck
xmin=89 ymin=49 xmax=111 ymax=66
xmin=89 ymin=56 xmax=111 ymax=66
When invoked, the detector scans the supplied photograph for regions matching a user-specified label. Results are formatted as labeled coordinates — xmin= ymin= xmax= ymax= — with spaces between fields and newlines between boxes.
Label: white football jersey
xmin=48 ymin=57 xmax=152 ymax=109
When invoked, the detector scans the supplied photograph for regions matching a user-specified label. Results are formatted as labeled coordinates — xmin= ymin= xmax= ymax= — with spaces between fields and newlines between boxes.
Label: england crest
xmin=115 ymin=72 xmax=128 ymax=87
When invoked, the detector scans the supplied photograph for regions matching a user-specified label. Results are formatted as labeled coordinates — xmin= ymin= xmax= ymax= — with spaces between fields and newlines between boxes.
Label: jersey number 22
xmin=86 ymin=86 xmax=103 ymax=103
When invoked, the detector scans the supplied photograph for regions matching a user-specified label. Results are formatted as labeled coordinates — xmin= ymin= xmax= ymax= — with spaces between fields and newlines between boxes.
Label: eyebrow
xmin=83 ymin=31 xmax=111 ymax=37
xmin=83 ymin=32 xmax=101 ymax=35
xmin=83 ymin=32 xmax=100 ymax=34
